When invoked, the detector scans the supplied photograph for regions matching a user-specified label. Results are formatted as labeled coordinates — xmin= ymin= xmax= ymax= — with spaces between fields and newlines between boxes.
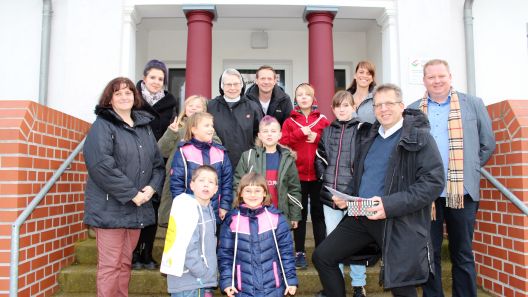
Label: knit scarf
xmin=419 ymin=88 xmax=465 ymax=209
xmin=140 ymin=81 xmax=165 ymax=106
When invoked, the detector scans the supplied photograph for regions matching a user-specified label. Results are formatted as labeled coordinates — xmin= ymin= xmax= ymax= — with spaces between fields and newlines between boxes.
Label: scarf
xmin=141 ymin=81 xmax=165 ymax=106
xmin=419 ymin=88 xmax=464 ymax=209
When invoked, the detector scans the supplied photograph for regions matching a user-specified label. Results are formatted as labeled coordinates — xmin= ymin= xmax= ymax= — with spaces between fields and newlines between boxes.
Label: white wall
xmin=366 ymin=24 xmax=383 ymax=84
xmin=397 ymin=0 xmax=468 ymax=105
xmin=0 ymin=1 xmax=42 ymax=102
xmin=473 ymin=0 xmax=528 ymax=103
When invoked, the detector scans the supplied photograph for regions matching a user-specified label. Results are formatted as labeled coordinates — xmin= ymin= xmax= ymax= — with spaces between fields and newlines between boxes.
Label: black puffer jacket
xmin=350 ymin=109 xmax=444 ymax=288
xmin=83 ymin=106 xmax=165 ymax=228
xmin=136 ymin=81 xmax=178 ymax=141
xmin=245 ymin=84 xmax=293 ymax=126
xmin=315 ymin=118 xmax=361 ymax=208
xmin=207 ymin=95 xmax=263 ymax=167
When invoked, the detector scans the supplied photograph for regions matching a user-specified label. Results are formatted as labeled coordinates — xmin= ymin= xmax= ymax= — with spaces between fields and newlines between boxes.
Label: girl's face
xmin=333 ymin=100 xmax=355 ymax=121
xmin=185 ymin=99 xmax=206 ymax=117
xmin=354 ymin=67 xmax=373 ymax=89
xmin=241 ymin=185 xmax=266 ymax=209
xmin=191 ymin=118 xmax=214 ymax=143
xmin=110 ymin=85 xmax=134 ymax=114
xmin=143 ymin=68 xmax=165 ymax=94
xmin=295 ymin=87 xmax=314 ymax=111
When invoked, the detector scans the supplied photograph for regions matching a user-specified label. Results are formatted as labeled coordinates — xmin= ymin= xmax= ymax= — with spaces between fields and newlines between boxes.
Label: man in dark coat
xmin=245 ymin=65 xmax=292 ymax=126
xmin=312 ymin=83 xmax=445 ymax=297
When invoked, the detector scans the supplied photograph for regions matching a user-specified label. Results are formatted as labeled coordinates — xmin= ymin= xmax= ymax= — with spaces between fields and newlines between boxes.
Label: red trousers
xmin=95 ymin=228 xmax=141 ymax=297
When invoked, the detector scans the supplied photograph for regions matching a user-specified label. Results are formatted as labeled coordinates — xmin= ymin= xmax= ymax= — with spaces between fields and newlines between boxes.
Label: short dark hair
xmin=143 ymin=59 xmax=168 ymax=85
xmin=372 ymin=83 xmax=403 ymax=103
xmin=98 ymin=77 xmax=143 ymax=109
xmin=256 ymin=65 xmax=276 ymax=79
xmin=331 ymin=90 xmax=354 ymax=108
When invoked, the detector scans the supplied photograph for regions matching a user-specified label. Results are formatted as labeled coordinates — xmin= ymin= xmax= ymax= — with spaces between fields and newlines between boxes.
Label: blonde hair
xmin=183 ymin=112 xmax=214 ymax=141
xmin=191 ymin=165 xmax=218 ymax=184
xmin=295 ymin=83 xmax=315 ymax=101
xmin=423 ymin=59 xmax=451 ymax=76
xmin=174 ymin=95 xmax=208 ymax=129
xmin=233 ymin=172 xmax=271 ymax=208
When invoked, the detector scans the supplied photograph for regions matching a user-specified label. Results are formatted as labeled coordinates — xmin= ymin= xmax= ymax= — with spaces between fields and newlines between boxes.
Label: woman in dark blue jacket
xmin=83 ymin=77 xmax=165 ymax=297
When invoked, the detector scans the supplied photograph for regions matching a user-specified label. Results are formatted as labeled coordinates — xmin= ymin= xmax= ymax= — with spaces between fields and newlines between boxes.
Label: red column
xmin=185 ymin=10 xmax=214 ymax=99
xmin=306 ymin=12 xmax=335 ymax=119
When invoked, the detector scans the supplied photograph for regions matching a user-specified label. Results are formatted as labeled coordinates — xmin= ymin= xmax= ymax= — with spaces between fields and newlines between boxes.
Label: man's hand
xmin=366 ymin=196 xmax=386 ymax=220
xmin=431 ymin=202 xmax=436 ymax=221
xmin=291 ymin=221 xmax=298 ymax=229
xmin=332 ymin=196 xmax=347 ymax=209
xmin=224 ymin=286 xmax=238 ymax=297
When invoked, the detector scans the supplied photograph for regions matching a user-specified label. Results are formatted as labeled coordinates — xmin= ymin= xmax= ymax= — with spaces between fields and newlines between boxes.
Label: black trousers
xmin=312 ymin=216 xmax=417 ymax=297
xmin=133 ymin=197 xmax=159 ymax=263
xmin=293 ymin=180 xmax=326 ymax=252
xmin=422 ymin=195 xmax=479 ymax=297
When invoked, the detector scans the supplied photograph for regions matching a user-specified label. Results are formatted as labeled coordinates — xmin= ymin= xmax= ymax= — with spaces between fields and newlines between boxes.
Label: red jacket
xmin=280 ymin=108 xmax=329 ymax=181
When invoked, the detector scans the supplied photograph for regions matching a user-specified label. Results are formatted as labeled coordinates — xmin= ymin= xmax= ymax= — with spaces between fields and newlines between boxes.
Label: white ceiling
xmin=136 ymin=4 xmax=381 ymax=32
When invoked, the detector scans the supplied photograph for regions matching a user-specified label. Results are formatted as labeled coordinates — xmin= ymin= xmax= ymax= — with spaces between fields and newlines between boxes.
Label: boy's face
xmin=333 ymin=100 xmax=355 ymax=121
xmin=190 ymin=170 xmax=218 ymax=202
xmin=258 ymin=122 xmax=282 ymax=148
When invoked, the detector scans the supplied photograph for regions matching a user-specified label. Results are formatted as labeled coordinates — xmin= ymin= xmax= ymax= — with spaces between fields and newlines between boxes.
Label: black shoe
xmin=143 ymin=260 xmax=158 ymax=270
xmin=353 ymin=286 xmax=366 ymax=297
xmin=132 ymin=261 xmax=144 ymax=270
xmin=314 ymin=290 xmax=326 ymax=297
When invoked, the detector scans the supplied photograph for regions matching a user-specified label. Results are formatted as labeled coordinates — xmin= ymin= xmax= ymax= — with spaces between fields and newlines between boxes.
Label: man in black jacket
xmin=245 ymin=65 xmax=292 ymax=126
xmin=312 ymin=83 xmax=445 ymax=297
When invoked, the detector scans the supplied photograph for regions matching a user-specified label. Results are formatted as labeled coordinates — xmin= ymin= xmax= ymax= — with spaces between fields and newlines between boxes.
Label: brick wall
xmin=476 ymin=100 xmax=528 ymax=297
xmin=0 ymin=101 xmax=90 ymax=297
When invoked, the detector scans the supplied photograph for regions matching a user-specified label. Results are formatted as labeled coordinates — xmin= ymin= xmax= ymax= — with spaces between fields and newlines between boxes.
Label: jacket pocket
xmin=272 ymin=261 xmax=280 ymax=288
xmin=236 ymin=264 xmax=242 ymax=291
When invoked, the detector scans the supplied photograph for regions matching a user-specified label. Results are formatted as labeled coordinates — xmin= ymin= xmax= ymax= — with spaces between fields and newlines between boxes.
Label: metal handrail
xmin=480 ymin=167 xmax=528 ymax=216
xmin=9 ymin=137 xmax=86 ymax=297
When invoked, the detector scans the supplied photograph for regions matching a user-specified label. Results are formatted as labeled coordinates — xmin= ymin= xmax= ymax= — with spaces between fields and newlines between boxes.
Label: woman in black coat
xmin=134 ymin=59 xmax=178 ymax=269
xmin=83 ymin=77 xmax=165 ymax=296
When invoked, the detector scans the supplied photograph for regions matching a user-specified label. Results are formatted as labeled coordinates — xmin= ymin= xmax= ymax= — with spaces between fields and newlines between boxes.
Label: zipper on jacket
xmin=333 ymin=123 xmax=346 ymax=189
xmin=106 ymin=194 xmax=109 ymax=201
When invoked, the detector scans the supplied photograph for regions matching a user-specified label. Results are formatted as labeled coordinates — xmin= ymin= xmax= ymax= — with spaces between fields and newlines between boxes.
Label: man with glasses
xmin=409 ymin=59 xmax=495 ymax=297
xmin=312 ymin=83 xmax=445 ymax=297
xmin=245 ymin=65 xmax=293 ymax=126
xmin=208 ymin=68 xmax=263 ymax=167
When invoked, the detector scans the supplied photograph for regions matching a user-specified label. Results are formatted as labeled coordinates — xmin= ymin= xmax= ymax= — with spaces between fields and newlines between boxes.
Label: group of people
xmin=82 ymin=58 xmax=495 ymax=297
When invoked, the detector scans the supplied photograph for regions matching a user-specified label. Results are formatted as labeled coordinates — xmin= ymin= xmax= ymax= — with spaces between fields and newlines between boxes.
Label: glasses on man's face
xmin=224 ymin=82 xmax=241 ymax=88
xmin=373 ymin=101 xmax=402 ymax=110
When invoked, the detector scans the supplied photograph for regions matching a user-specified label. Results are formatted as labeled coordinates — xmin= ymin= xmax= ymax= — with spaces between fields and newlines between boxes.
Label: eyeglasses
xmin=373 ymin=101 xmax=402 ymax=110
xmin=224 ymin=82 xmax=241 ymax=88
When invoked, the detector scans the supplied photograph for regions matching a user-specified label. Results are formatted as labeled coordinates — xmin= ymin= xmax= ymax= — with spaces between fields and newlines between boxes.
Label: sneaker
xmin=131 ymin=261 xmax=143 ymax=270
xmin=353 ymin=286 xmax=366 ymax=297
xmin=143 ymin=260 xmax=158 ymax=270
xmin=295 ymin=252 xmax=308 ymax=269
xmin=314 ymin=290 xmax=326 ymax=297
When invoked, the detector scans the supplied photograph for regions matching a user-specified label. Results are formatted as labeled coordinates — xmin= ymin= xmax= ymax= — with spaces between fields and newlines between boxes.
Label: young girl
xmin=218 ymin=172 xmax=298 ymax=297
xmin=170 ymin=112 xmax=233 ymax=224
xmin=280 ymin=83 xmax=330 ymax=269
xmin=158 ymin=95 xmax=210 ymax=228
xmin=234 ymin=115 xmax=302 ymax=228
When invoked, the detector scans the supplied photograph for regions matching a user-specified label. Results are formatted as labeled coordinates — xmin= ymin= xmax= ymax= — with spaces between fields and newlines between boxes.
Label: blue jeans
xmin=323 ymin=205 xmax=367 ymax=287
xmin=171 ymin=288 xmax=205 ymax=297
xmin=422 ymin=196 xmax=479 ymax=297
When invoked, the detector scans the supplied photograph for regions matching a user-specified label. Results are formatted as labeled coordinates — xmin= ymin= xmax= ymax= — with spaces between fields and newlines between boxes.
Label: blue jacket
xmin=170 ymin=138 xmax=233 ymax=223
xmin=218 ymin=205 xmax=298 ymax=297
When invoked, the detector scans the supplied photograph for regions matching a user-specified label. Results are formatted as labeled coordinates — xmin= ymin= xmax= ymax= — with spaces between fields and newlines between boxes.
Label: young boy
xmin=314 ymin=90 xmax=367 ymax=297
xmin=234 ymin=115 xmax=302 ymax=228
xmin=161 ymin=165 xmax=218 ymax=297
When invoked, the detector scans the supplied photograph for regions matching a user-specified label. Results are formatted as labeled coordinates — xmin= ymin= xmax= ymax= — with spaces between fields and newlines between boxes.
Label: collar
xmin=427 ymin=93 xmax=451 ymax=106
xmin=378 ymin=118 xmax=403 ymax=139
xmin=224 ymin=96 xmax=240 ymax=103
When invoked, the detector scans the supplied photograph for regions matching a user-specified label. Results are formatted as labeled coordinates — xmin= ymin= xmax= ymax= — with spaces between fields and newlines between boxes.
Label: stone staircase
xmin=54 ymin=223 xmax=493 ymax=297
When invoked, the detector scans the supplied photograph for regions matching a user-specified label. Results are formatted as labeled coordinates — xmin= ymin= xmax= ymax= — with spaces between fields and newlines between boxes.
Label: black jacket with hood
xmin=83 ymin=106 xmax=165 ymax=229
xmin=245 ymin=84 xmax=293 ymax=126
xmin=349 ymin=109 xmax=444 ymax=288
xmin=207 ymin=78 xmax=263 ymax=167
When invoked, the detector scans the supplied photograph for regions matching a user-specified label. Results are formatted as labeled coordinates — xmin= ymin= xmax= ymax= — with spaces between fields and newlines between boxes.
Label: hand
xmin=300 ymin=126 xmax=311 ymax=136
xmin=224 ymin=286 xmax=238 ymax=297
xmin=366 ymin=196 xmax=386 ymax=220
xmin=141 ymin=185 xmax=156 ymax=200
xmin=284 ymin=285 xmax=297 ymax=296
xmin=168 ymin=119 xmax=180 ymax=132
xmin=306 ymin=131 xmax=317 ymax=143
xmin=431 ymin=202 xmax=436 ymax=221
xmin=219 ymin=208 xmax=228 ymax=220
xmin=291 ymin=221 xmax=298 ymax=229
xmin=332 ymin=196 xmax=347 ymax=209
xmin=131 ymin=191 xmax=149 ymax=207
